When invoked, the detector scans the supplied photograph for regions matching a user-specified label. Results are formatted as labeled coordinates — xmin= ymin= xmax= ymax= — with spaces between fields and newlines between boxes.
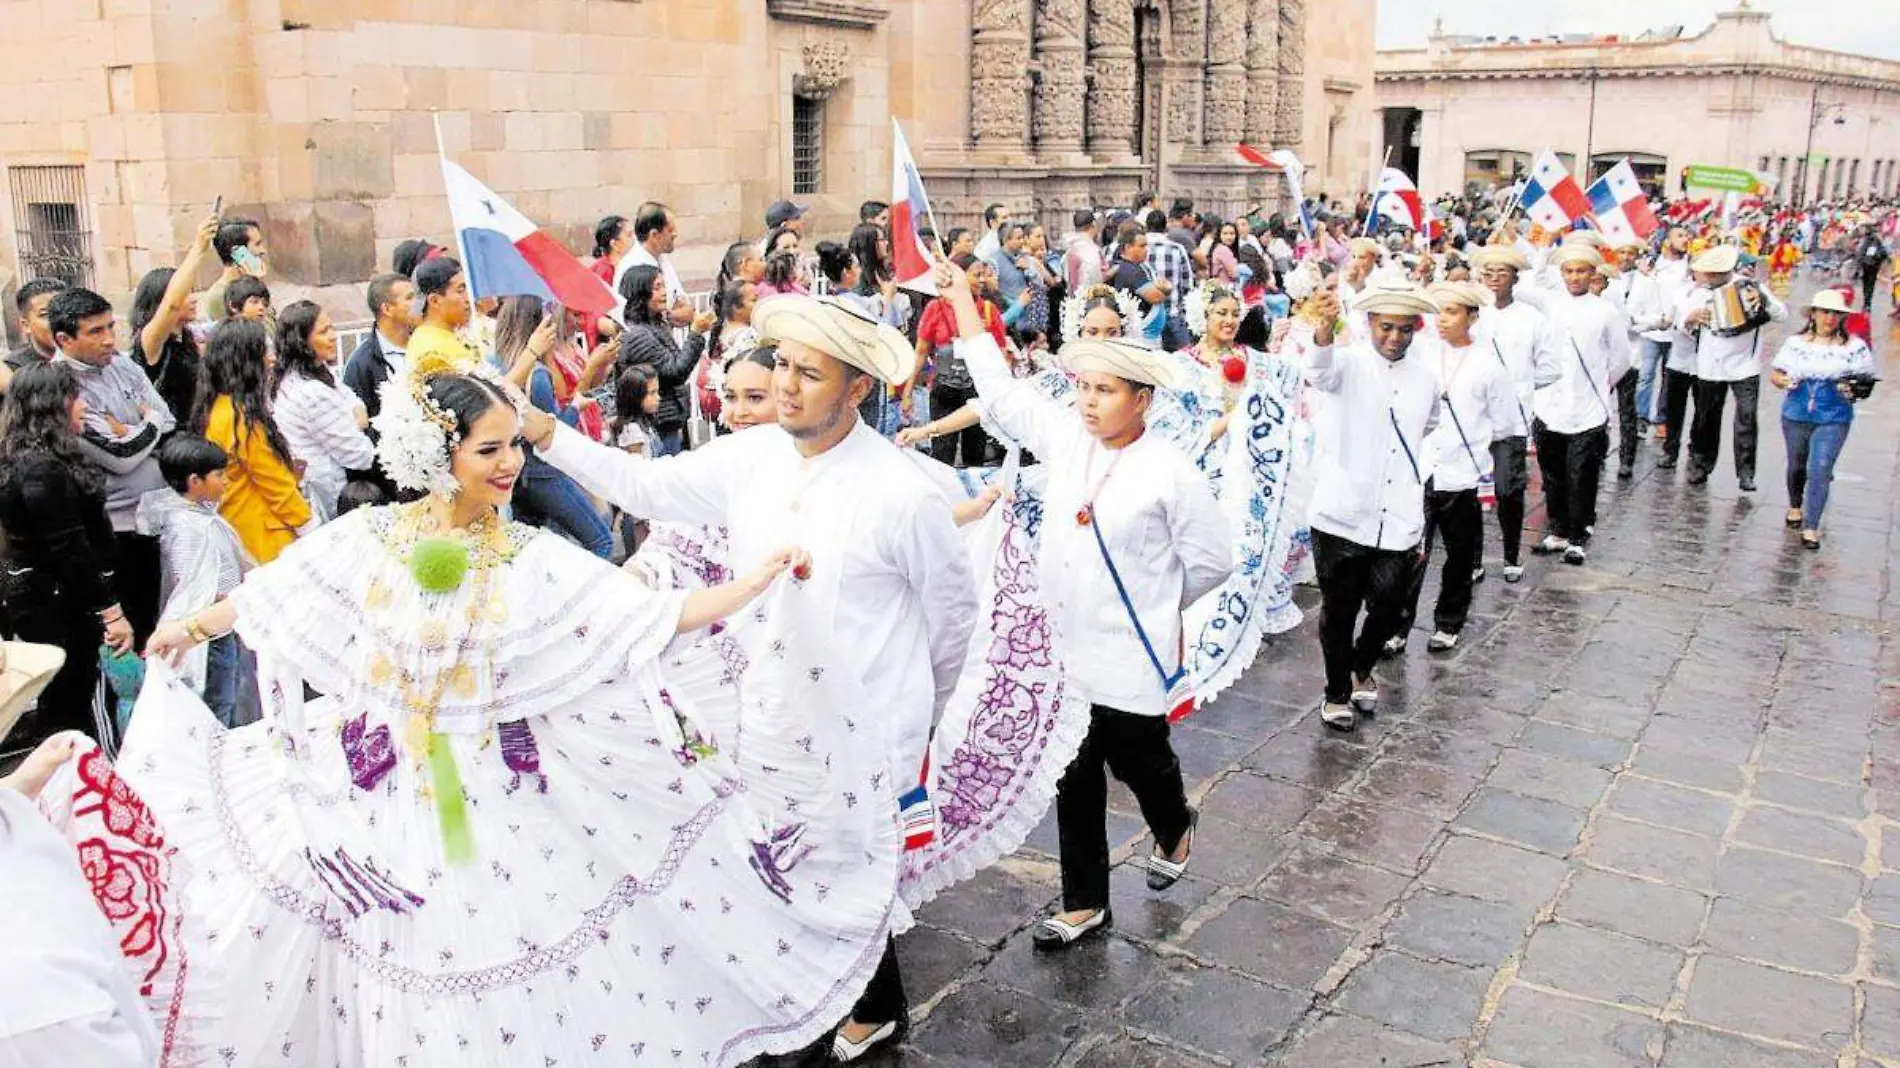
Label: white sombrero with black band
xmin=751 ymin=295 xmax=918 ymax=385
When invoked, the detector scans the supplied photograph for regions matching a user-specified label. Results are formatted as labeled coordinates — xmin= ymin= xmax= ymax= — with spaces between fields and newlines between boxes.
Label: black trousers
xmin=1055 ymin=704 xmax=1192 ymax=912
xmin=1399 ymin=485 xmax=1484 ymax=637
xmin=1490 ymin=436 xmax=1529 ymax=566
xmin=1864 ymin=267 xmax=1883 ymax=317
xmin=0 ymin=571 xmax=105 ymax=756
xmin=927 ymin=381 xmax=989 ymax=468
xmin=849 ymin=937 xmax=907 ymax=1027
xmin=1533 ymin=421 xmax=1610 ymax=544
xmin=113 ymin=531 xmax=161 ymax=652
xmin=1688 ymin=375 xmax=1761 ymax=481
xmin=1313 ymin=529 xmax=1416 ymax=704
xmin=1660 ymin=368 xmax=1698 ymax=462
xmin=1615 ymin=368 xmax=1640 ymax=468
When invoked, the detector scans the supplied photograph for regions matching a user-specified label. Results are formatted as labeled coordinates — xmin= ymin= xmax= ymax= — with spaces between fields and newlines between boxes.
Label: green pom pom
xmin=410 ymin=537 xmax=470 ymax=594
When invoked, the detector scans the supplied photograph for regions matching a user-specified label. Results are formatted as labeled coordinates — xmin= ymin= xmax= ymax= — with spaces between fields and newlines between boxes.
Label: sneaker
xmin=1320 ymin=701 xmax=1357 ymax=732
xmin=1350 ymin=675 xmax=1379 ymax=713
xmin=1471 ymin=566 xmax=1487 ymax=583
xmin=1563 ymin=545 xmax=1587 ymax=566
xmin=1503 ymin=564 xmax=1525 ymax=584
xmin=1532 ymin=535 xmax=1570 ymax=555
xmin=1427 ymin=630 xmax=1459 ymax=652
xmin=1382 ymin=635 xmax=1407 ymax=658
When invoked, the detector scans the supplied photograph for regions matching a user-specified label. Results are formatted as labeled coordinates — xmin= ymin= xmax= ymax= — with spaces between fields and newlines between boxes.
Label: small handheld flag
xmin=440 ymin=157 xmax=617 ymax=316
xmin=890 ymin=120 xmax=940 ymax=295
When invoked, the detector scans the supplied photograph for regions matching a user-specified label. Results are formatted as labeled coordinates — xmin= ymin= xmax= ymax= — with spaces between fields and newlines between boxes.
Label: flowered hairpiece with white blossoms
xmin=1059 ymin=284 xmax=1143 ymax=345
xmin=371 ymin=356 xmax=518 ymax=499
xmin=1183 ymin=280 xmax=1241 ymax=340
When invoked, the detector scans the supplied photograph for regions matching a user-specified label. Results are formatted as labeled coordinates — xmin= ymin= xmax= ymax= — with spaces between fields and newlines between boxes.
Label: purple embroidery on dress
xmin=340 ymin=713 xmax=396 ymax=791
xmin=747 ymin=823 xmax=813 ymax=904
xmin=304 ymin=847 xmax=425 ymax=918
xmin=498 ymin=720 xmax=548 ymax=794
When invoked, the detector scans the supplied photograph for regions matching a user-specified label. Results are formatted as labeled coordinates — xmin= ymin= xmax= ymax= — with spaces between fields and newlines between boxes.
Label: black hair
xmin=274 ymin=300 xmax=333 ymax=391
xmin=1072 ymin=208 xmax=1097 ymax=230
xmin=983 ymin=203 xmax=1006 ymax=227
xmin=619 ymin=265 xmax=665 ymax=327
xmin=366 ymin=272 xmax=410 ymax=321
xmin=611 ymin=363 xmax=658 ymax=441
xmin=193 ymin=319 xmax=295 ymax=468
xmin=945 ymin=227 xmax=970 ymax=252
xmin=1144 ymin=209 xmax=1168 ymax=233
xmin=336 ymin=479 xmax=387 ymax=516
xmin=859 ymin=201 xmax=889 ymax=222
xmin=729 ymin=341 xmax=777 ymax=373
xmin=1000 ymin=222 xmax=1028 ymax=243
xmin=212 ymin=217 xmax=260 ymax=266
xmin=762 ymin=251 xmax=801 ymax=290
xmin=156 ymin=433 xmax=229 ymax=493
xmin=1169 ymin=198 xmax=1194 ymax=220
xmin=225 ymin=275 xmax=270 ymax=317
xmin=708 ymin=278 xmax=753 ymax=357
xmin=45 ymin=287 xmax=113 ymax=343
xmin=130 ymin=268 xmax=176 ymax=342
xmin=763 ymin=224 xmax=800 ymax=256
xmin=1114 ymin=219 xmax=1145 ymax=254
xmin=0 ymin=361 xmax=100 ymax=494
xmin=424 ymin=373 xmax=514 ymax=455
xmin=413 ymin=256 xmax=464 ymax=303
xmin=633 ymin=202 xmax=670 ymax=243
xmin=391 ymin=238 xmax=441 ymax=278
xmin=592 ymin=214 xmax=629 ymax=258
xmin=814 ymin=241 xmax=855 ymax=286
xmin=848 ymin=223 xmax=888 ymax=295
xmin=15 ymin=277 xmax=68 ymax=315
xmin=1132 ymin=190 xmax=1156 ymax=211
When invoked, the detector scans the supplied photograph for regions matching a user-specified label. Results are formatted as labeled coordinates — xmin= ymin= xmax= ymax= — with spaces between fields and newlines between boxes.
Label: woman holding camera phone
xmin=1768 ymin=289 xmax=1877 ymax=550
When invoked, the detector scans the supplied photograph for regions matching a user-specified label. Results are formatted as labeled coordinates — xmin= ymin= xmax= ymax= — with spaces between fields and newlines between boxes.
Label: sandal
xmin=1786 ymin=509 xmax=1803 ymax=528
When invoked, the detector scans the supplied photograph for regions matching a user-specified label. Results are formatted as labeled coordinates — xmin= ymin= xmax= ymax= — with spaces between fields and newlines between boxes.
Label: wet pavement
xmin=870 ymin=282 xmax=1900 ymax=1067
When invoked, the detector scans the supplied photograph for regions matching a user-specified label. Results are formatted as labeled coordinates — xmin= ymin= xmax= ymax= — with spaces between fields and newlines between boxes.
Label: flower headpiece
xmin=371 ymin=351 xmax=514 ymax=499
xmin=1183 ymin=281 xmax=1240 ymax=340
xmin=1059 ymin=284 xmax=1142 ymax=345
xmin=1283 ymin=262 xmax=1324 ymax=303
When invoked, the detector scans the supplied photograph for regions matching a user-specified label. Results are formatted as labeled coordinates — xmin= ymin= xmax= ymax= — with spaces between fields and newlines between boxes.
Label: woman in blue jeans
xmin=492 ymin=296 xmax=618 ymax=558
xmin=1768 ymin=289 xmax=1877 ymax=550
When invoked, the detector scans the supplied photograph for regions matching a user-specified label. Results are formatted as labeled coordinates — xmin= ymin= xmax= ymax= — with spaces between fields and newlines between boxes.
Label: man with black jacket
xmin=1856 ymin=225 xmax=1890 ymax=317
xmin=341 ymin=272 xmax=419 ymax=496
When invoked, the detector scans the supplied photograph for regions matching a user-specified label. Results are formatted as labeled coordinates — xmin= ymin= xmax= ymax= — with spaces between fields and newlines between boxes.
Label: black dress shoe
xmin=1617 ymin=463 xmax=1634 ymax=480
xmin=1655 ymin=456 xmax=1678 ymax=470
xmin=1686 ymin=468 xmax=1708 ymax=486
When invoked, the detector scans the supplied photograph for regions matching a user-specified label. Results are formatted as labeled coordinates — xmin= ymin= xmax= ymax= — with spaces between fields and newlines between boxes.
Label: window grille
xmin=792 ymin=96 xmax=823 ymax=196
xmin=9 ymin=165 xmax=93 ymax=289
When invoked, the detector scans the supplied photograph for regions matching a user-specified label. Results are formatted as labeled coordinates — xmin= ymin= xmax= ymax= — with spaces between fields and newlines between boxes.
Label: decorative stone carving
xmin=1167 ymin=79 xmax=1201 ymax=144
xmin=795 ymin=39 xmax=852 ymax=100
xmin=972 ymin=0 xmax=1033 ymax=151
xmin=1203 ymin=0 xmax=1248 ymax=145
xmin=1274 ymin=0 xmax=1305 ymax=148
xmin=766 ymin=0 xmax=891 ymax=31
xmin=1086 ymin=0 xmax=1138 ymax=159
xmin=1033 ymin=0 xmax=1087 ymax=155
xmin=1169 ymin=0 xmax=1205 ymax=62
xmin=1244 ymin=0 xmax=1280 ymax=145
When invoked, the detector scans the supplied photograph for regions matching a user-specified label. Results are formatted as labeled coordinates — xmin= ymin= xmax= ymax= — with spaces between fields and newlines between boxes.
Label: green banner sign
xmin=1684 ymin=165 xmax=1761 ymax=193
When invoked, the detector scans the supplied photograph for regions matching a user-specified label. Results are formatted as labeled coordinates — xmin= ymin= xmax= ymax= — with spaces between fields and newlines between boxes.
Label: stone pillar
xmin=1203 ymin=0 xmax=1247 ymax=147
xmin=1273 ymin=0 xmax=1305 ymax=150
xmin=1033 ymin=0 xmax=1087 ymax=161
xmin=971 ymin=0 xmax=1033 ymax=157
xmin=1085 ymin=0 xmax=1138 ymax=161
xmin=1243 ymin=0 xmax=1279 ymax=147
xmin=1165 ymin=0 xmax=1206 ymax=145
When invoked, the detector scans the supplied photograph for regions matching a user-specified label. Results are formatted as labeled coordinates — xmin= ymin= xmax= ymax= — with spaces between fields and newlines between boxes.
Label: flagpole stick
xmin=1363 ymin=145 xmax=1393 ymax=236
xmin=434 ymin=109 xmax=477 ymax=299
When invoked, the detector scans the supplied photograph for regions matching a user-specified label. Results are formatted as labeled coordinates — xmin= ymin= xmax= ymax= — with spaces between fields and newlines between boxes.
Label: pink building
xmin=1375 ymin=4 xmax=1900 ymax=203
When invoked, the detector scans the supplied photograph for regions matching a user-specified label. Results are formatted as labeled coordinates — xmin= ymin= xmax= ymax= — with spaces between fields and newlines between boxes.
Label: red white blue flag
xmin=890 ymin=120 xmax=939 ymax=295
xmin=1371 ymin=167 xmax=1427 ymax=233
xmin=1522 ymin=151 xmax=1592 ymax=233
xmin=440 ymin=157 xmax=616 ymax=316
xmin=1585 ymin=160 xmax=1661 ymax=246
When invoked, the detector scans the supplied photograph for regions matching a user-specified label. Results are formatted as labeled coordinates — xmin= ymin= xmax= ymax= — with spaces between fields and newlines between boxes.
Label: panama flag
xmin=1236 ymin=143 xmax=1313 ymax=236
xmin=440 ymin=157 xmax=617 ymax=316
xmin=1585 ymin=160 xmax=1661 ymax=246
xmin=1370 ymin=167 xmax=1427 ymax=233
xmin=890 ymin=120 xmax=939 ymax=295
xmin=1521 ymin=151 xmax=1592 ymax=232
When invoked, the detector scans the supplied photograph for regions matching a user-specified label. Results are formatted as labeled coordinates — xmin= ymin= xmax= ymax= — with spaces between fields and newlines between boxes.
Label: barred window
xmin=792 ymin=96 xmax=823 ymax=196
xmin=9 ymin=165 xmax=93 ymax=289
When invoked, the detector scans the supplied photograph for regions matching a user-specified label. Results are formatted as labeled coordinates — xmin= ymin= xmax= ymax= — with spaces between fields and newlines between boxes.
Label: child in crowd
xmin=336 ymin=479 xmax=388 ymax=517
xmin=136 ymin=434 xmax=253 ymax=726
xmin=611 ymin=364 xmax=663 ymax=456
xmin=226 ymin=275 xmax=272 ymax=322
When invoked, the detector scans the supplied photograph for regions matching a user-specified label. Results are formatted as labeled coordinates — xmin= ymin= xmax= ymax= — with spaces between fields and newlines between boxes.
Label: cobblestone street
xmin=879 ymin=306 xmax=1900 ymax=1067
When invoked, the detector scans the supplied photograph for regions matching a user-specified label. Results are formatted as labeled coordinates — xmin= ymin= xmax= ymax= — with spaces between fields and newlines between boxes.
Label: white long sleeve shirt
xmin=275 ymin=370 xmax=375 ymax=522
xmin=1416 ymin=337 xmax=1518 ymax=492
xmin=960 ymin=335 xmax=1233 ymax=717
xmin=1533 ymin=290 xmax=1633 ymax=435
xmin=1302 ymin=340 xmax=1442 ymax=551
xmin=1674 ymin=284 xmax=1789 ymax=383
xmin=541 ymin=417 xmax=977 ymax=793
xmin=1629 ymin=257 xmax=1692 ymax=343
xmin=1479 ymin=299 xmax=1564 ymax=439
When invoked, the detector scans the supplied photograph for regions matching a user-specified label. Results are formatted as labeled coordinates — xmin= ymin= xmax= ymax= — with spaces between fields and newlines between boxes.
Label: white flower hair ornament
xmin=370 ymin=355 xmax=518 ymax=500
xmin=1183 ymin=281 xmax=1240 ymax=340
xmin=1059 ymin=284 xmax=1143 ymax=345
xmin=1284 ymin=262 xmax=1323 ymax=303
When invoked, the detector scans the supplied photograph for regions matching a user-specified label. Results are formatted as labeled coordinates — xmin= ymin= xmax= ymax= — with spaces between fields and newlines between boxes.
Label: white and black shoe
xmin=1030 ymin=908 xmax=1111 ymax=951
xmin=1320 ymin=700 xmax=1358 ymax=732
xmin=1532 ymin=535 xmax=1570 ymax=555
xmin=1146 ymin=811 xmax=1196 ymax=890
xmin=1350 ymin=675 xmax=1379 ymax=713
xmin=1563 ymin=545 xmax=1587 ymax=566
xmin=1471 ymin=566 xmax=1487 ymax=583
xmin=1382 ymin=634 xmax=1408 ymax=658
xmin=831 ymin=1019 xmax=908 ymax=1063
xmin=1427 ymin=630 xmax=1460 ymax=652
xmin=1502 ymin=564 xmax=1525 ymax=584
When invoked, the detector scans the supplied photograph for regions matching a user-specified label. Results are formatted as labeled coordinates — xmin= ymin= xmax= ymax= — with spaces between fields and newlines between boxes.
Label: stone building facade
xmin=0 ymin=0 xmax=1372 ymax=322
xmin=1376 ymin=5 xmax=1900 ymax=204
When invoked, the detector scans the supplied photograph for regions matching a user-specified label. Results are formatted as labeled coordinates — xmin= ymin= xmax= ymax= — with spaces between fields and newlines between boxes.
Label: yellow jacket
xmin=204 ymin=395 xmax=311 ymax=565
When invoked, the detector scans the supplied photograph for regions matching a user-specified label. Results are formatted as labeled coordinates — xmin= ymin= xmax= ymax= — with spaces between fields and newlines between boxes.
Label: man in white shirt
xmin=1531 ymin=244 xmax=1633 ymax=566
xmin=611 ymin=202 xmax=694 ymax=327
xmin=1390 ymin=281 xmax=1517 ymax=654
xmin=973 ymin=202 xmax=1007 ymax=262
xmin=1674 ymin=244 xmax=1787 ymax=491
xmin=1062 ymin=209 xmax=1105 ymax=292
xmin=1470 ymin=246 xmax=1562 ymax=582
xmin=1301 ymin=281 xmax=1443 ymax=732
xmin=522 ymin=294 xmax=977 ymax=1065
xmin=1604 ymin=240 xmax=1650 ymax=480
xmin=1630 ymin=225 xmax=1692 ymax=432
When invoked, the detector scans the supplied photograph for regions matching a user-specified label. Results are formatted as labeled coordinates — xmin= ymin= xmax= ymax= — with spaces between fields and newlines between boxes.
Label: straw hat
xmin=1689 ymin=245 xmax=1740 ymax=274
xmin=1563 ymin=230 xmax=1609 ymax=249
xmin=1351 ymin=281 xmax=1441 ymax=318
xmin=1468 ymin=246 xmax=1529 ymax=272
xmin=1426 ymin=281 xmax=1494 ymax=311
xmin=1551 ymin=244 xmax=1606 ymax=269
xmin=0 ymin=642 xmax=67 ymax=745
xmin=1054 ymin=338 xmax=1184 ymax=390
xmin=1806 ymin=289 xmax=1853 ymax=314
xmin=751 ymin=295 xmax=918 ymax=385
